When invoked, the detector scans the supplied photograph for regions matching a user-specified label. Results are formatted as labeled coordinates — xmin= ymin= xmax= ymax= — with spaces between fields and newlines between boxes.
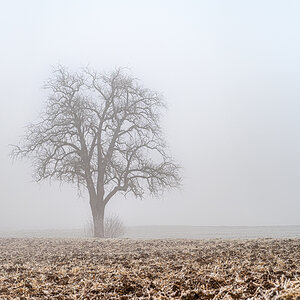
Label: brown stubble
xmin=0 ymin=238 xmax=299 ymax=299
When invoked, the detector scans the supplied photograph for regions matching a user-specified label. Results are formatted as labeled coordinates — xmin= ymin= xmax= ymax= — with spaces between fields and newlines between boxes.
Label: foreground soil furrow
xmin=0 ymin=238 xmax=299 ymax=299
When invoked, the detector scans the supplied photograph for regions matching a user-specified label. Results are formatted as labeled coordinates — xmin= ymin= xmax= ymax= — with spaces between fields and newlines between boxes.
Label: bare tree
xmin=12 ymin=66 xmax=181 ymax=237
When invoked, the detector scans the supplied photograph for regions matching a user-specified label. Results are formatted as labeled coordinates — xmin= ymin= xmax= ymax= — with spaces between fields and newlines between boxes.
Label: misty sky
xmin=0 ymin=0 xmax=300 ymax=230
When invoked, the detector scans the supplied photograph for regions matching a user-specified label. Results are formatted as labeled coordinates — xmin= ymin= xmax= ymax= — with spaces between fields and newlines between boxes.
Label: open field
xmin=1 ymin=225 xmax=300 ymax=239
xmin=0 ymin=239 xmax=299 ymax=299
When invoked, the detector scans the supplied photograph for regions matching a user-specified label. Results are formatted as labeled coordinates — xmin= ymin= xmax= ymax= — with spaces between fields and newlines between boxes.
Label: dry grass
xmin=0 ymin=238 xmax=299 ymax=299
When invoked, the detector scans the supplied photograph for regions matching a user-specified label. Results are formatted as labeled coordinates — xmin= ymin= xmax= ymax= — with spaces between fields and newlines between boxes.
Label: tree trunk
xmin=90 ymin=198 xmax=105 ymax=238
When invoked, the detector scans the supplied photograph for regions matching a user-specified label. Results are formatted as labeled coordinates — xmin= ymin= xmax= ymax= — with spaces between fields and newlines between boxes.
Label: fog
xmin=0 ymin=0 xmax=299 ymax=231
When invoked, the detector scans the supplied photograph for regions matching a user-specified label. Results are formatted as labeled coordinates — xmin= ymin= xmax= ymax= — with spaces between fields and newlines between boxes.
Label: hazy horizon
xmin=1 ymin=0 xmax=300 ymax=231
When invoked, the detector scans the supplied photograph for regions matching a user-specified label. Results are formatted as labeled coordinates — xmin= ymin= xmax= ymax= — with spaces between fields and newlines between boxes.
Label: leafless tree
xmin=12 ymin=66 xmax=181 ymax=237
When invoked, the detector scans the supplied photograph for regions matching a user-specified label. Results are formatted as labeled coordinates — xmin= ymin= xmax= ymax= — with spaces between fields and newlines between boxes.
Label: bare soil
xmin=0 ymin=238 xmax=299 ymax=299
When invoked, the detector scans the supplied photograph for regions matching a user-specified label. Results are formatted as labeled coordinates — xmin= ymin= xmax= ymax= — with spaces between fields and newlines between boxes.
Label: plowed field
xmin=0 ymin=238 xmax=299 ymax=299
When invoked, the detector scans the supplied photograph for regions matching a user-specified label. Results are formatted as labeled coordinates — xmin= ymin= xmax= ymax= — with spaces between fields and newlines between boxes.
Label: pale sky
xmin=0 ymin=0 xmax=299 ymax=230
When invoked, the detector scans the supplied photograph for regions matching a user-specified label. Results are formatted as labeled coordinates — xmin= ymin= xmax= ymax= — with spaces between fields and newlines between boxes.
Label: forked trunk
xmin=90 ymin=198 xmax=105 ymax=238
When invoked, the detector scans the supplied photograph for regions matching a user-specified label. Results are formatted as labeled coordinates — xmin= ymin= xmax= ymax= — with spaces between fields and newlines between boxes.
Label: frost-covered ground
xmin=0 ymin=238 xmax=299 ymax=299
